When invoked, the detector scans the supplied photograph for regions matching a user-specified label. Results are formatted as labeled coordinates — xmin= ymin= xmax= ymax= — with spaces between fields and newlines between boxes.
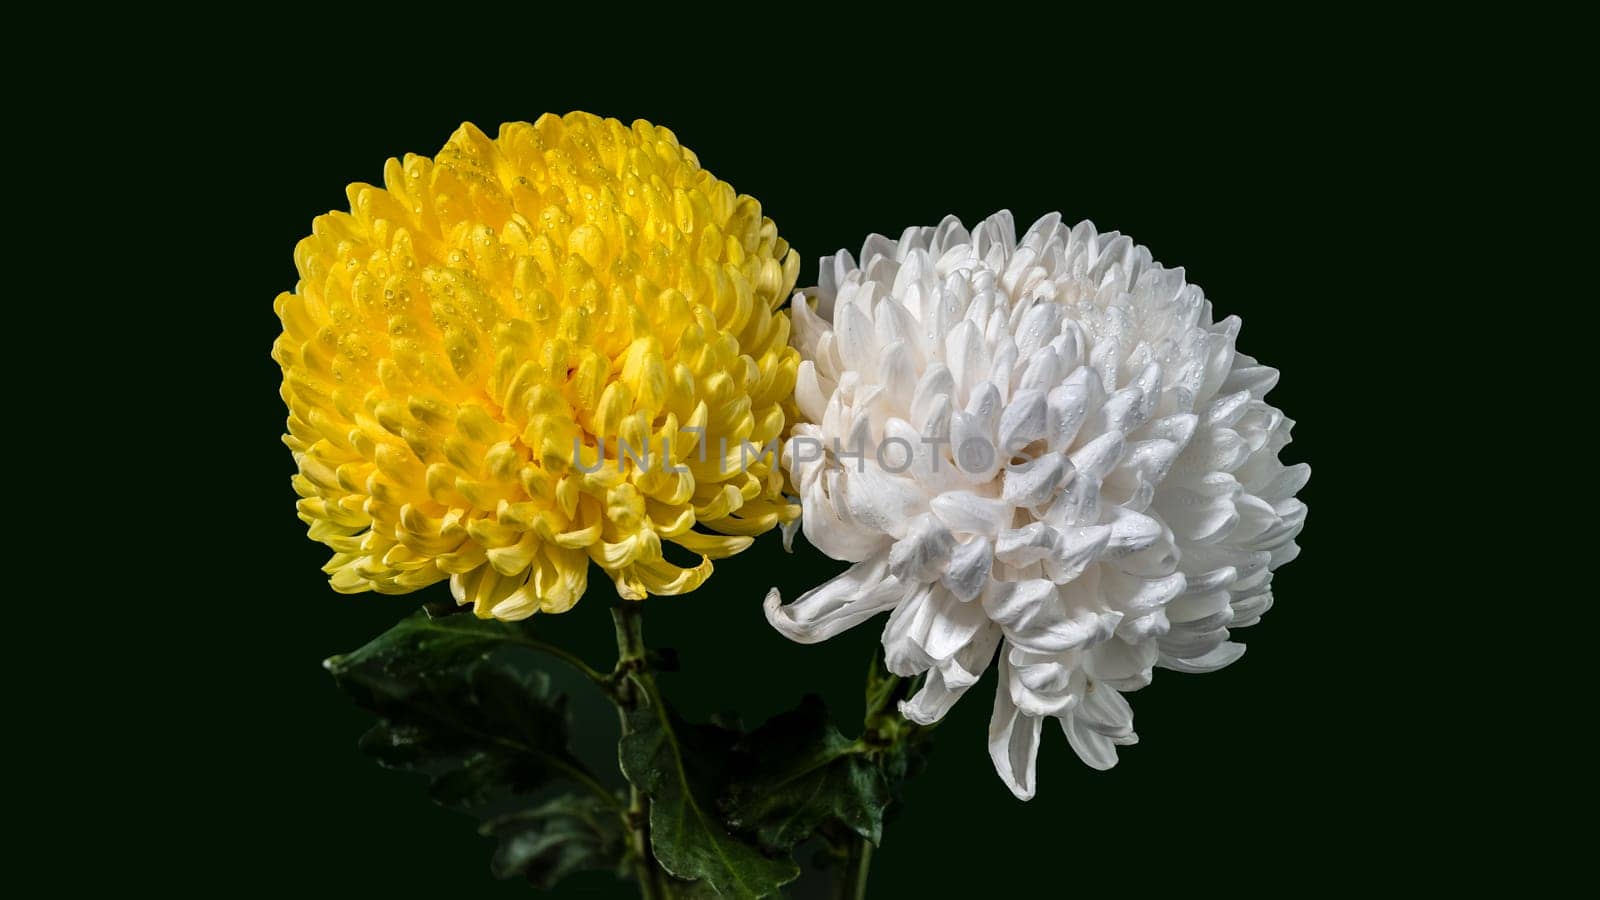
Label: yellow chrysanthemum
xmin=274 ymin=112 xmax=801 ymax=619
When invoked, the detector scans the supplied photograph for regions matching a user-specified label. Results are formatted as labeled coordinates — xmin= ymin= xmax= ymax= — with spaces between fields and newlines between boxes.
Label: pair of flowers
xmin=274 ymin=111 xmax=1307 ymax=800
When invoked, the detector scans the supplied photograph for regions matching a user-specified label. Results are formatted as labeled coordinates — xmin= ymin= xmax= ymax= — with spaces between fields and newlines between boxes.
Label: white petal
xmin=1063 ymin=716 xmax=1120 ymax=770
xmin=1070 ymin=431 xmax=1126 ymax=482
xmin=1077 ymin=681 xmax=1134 ymax=736
xmin=993 ymin=522 xmax=1059 ymax=567
xmin=764 ymin=552 xmax=904 ymax=644
xmin=1119 ymin=437 xmax=1182 ymax=488
xmin=1161 ymin=621 xmax=1230 ymax=660
xmin=1046 ymin=383 xmax=1089 ymax=452
xmin=1062 ymin=686 xmax=1137 ymax=771
xmin=1104 ymin=570 xmax=1186 ymax=621
xmin=899 ymin=666 xmax=965 ymax=726
xmin=998 ymin=390 xmax=1048 ymax=455
xmin=965 ymin=380 xmax=1003 ymax=428
xmin=843 ymin=466 xmax=929 ymax=539
xmin=1231 ymin=590 xmax=1274 ymax=626
xmin=925 ymin=586 xmax=990 ymax=660
xmin=1044 ymin=525 xmax=1112 ymax=583
xmin=800 ymin=472 xmax=890 ymax=562
xmin=982 ymin=579 xmax=1122 ymax=653
xmin=1255 ymin=462 xmax=1311 ymax=504
xmin=1015 ymin=303 xmax=1062 ymax=359
xmin=988 ymin=654 xmax=1043 ymax=800
xmin=887 ymin=516 xmax=956 ymax=583
xmin=1223 ymin=362 xmax=1280 ymax=398
xmin=1007 ymin=646 xmax=1082 ymax=717
xmin=941 ymin=535 xmax=994 ymax=602
xmin=1002 ymin=453 xmax=1068 ymax=507
xmin=789 ymin=292 xmax=832 ymax=363
xmin=945 ymin=319 xmax=987 ymax=400
xmin=930 ymin=491 xmax=1013 ymax=536
xmin=878 ymin=341 xmax=918 ymax=408
xmin=860 ymin=233 xmax=897 ymax=267
xmin=1085 ymin=637 xmax=1158 ymax=689
xmin=950 ymin=409 xmax=1000 ymax=483
xmin=1105 ymin=507 xmax=1163 ymax=555
xmin=910 ymin=364 xmax=955 ymax=432
xmin=780 ymin=513 xmax=801 ymax=553
xmin=881 ymin=584 xmax=938 ymax=676
xmin=929 ymin=215 xmax=969 ymax=256
xmin=795 ymin=360 xmax=828 ymax=425
xmin=1157 ymin=486 xmax=1240 ymax=544
xmin=1182 ymin=565 xmax=1238 ymax=594
xmin=815 ymin=251 xmax=855 ymax=315
xmin=1160 ymin=640 xmax=1247 ymax=673
xmin=835 ymin=301 xmax=876 ymax=375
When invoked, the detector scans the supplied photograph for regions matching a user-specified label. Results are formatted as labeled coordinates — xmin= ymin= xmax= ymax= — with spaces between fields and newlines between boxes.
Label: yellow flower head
xmin=274 ymin=112 xmax=801 ymax=619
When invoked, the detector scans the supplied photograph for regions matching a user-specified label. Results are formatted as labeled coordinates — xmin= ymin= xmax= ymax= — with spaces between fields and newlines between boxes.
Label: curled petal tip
xmin=762 ymin=587 xmax=809 ymax=643
xmin=897 ymin=698 xmax=942 ymax=728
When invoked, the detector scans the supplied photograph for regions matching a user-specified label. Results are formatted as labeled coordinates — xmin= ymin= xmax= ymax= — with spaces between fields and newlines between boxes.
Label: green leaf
xmin=327 ymin=608 xmax=526 ymax=671
xmin=326 ymin=612 xmax=625 ymax=889
xmin=723 ymin=695 xmax=889 ymax=851
xmin=480 ymin=794 xmax=627 ymax=888
xmin=619 ymin=698 xmax=800 ymax=898
xmin=326 ymin=608 xmax=605 ymax=683
xmin=327 ymin=614 xmax=607 ymax=807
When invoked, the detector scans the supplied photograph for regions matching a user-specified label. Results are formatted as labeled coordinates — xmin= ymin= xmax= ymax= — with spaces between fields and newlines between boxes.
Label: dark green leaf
xmin=325 ymin=608 xmax=583 ymax=678
xmin=326 ymin=612 xmax=625 ymax=889
xmin=480 ymin=794 xmax=626 ymax=888
xmin=723 ymin=695 xmax=889 ymax=851
xmin=327 ymin=616 xmax=603 ymax=808
xmin=619 ymin=698 xmax=799 ymax=898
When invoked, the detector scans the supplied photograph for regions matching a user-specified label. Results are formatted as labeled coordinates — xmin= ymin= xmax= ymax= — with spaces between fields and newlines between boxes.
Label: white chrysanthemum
xmin=765 ymin=212 xmax=1308 ymax=799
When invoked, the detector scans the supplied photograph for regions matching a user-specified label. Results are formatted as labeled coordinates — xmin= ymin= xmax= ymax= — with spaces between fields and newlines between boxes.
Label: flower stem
xmin=838 ymin=651 xmax=929 ymax=899
xmin=611 ymin=602 xmax=669 ymax=900
xmin=844 ymin=836 xmax=874 ymax=900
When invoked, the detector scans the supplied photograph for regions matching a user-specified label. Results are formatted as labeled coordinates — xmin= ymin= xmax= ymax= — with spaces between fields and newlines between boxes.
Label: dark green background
xmin=180 ymin=67 xmax=1416 ymax=896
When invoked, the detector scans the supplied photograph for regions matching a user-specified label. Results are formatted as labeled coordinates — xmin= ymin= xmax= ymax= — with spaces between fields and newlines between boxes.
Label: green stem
xmin=838 ymin=652 xmax=928 ymax=899
xmin=611 ymin=603 xmax=669 ymax=900
xmin=862 ymin=660 xmax=919 ymax=747
xmin=845 ymin=837 xmax=873 ymax=900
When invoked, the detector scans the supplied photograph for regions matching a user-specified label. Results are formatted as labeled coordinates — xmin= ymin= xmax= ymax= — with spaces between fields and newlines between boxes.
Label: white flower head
xmin=766 ymin=212 xmax=1308 ymax=799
